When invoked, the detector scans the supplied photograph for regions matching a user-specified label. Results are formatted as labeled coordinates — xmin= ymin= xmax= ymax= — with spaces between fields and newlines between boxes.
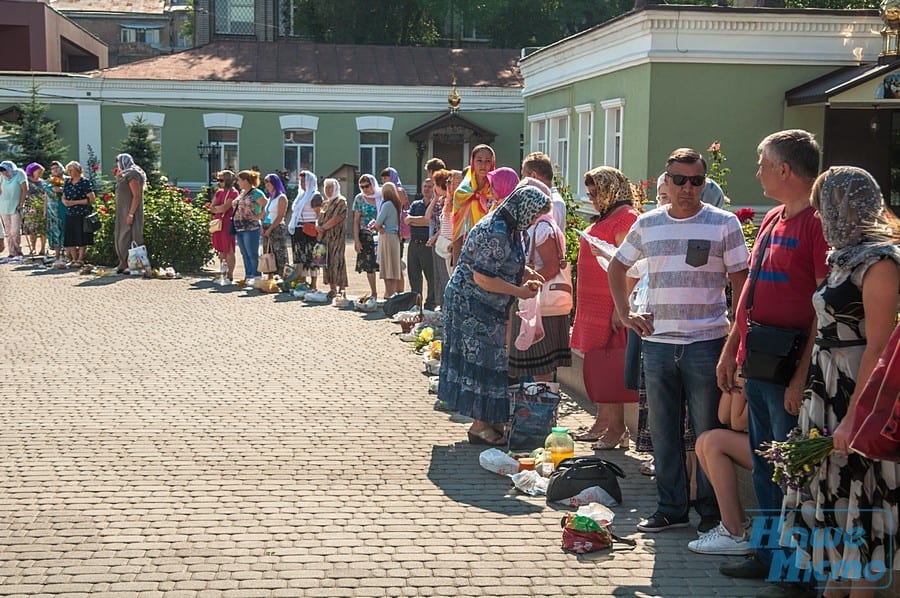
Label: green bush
xmin=86 ymin=184 xmax=213 ymax=272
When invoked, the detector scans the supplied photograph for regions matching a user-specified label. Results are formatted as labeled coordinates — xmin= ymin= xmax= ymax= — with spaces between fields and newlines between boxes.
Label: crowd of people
xmin=3 ymin=131 xmax=899 ymax=598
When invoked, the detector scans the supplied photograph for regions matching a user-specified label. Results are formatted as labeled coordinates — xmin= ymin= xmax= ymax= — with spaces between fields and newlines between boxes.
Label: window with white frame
xmin=215 ymin=0 xmax=254 ymax=35
xmin=551 ymin=115 xmax=569 ymax=183
xmin=209 ymin=129 xmax=239 ymax=172
xmin=359 ymin=131 xmax=389 ymax=175
xmin=576 ymin=104 xmax=594 ymax=197
xmin=283 ymin=129 xmax=314 ymax=185
xmin=148 ymin=126 xmax=162 ymax=169
xmin=120 ymin=27 xmax=161 ymax=44
xmin=601 ymin=98 xmax=625 ymax=170
xmin=530 ymin=120 xmax=547 ymax=155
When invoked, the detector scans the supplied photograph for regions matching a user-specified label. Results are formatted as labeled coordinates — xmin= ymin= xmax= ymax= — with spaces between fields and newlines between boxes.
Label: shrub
xmin=86 ymin=184 xmax=213 ymax=272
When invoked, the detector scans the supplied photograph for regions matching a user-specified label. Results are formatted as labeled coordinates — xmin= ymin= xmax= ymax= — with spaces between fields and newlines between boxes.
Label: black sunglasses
xmin=360 ymin=183 xmax=371 ymax=189
xmin=666 ymin=173 xmax=706 ymax=187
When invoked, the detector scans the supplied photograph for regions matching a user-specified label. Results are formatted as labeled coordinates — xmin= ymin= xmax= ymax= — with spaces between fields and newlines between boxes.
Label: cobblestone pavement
xmin=0 ymin=258 xmax=766 ymax=597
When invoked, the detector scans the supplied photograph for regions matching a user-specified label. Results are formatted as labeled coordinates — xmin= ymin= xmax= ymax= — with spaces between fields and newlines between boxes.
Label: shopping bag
xmin=311 ymin=241 xmax=328 ymax=269
xmin=259 ymin=239 xmax=276 ymax=274
xmin=515 ymin=293 xmax=544 ymax=350
xmin=583 ymin=345 xmax=638 ymax=404
xmin=127 ymin=242 xmax=151 ymax=273
xmin=507 ymin=381 xmax=561 ymax=451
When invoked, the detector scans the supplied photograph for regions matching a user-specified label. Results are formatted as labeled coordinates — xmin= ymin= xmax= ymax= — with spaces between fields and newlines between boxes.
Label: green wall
xmin=101 ymin=106 xmax=523 ymax=190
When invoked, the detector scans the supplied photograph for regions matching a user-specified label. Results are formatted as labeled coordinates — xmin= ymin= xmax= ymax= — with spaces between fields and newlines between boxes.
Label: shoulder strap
xmin=744 ymin=207 xmax=783 ymax=319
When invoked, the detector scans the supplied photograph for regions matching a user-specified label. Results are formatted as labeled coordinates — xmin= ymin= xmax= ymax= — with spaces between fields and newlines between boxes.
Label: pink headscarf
xmin=487 ymin=167 xmax=520 ymax=203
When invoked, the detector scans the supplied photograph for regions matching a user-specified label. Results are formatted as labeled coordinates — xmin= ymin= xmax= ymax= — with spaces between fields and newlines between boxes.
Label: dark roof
xmin=785 ymin=62 xmax=900 ymax=105
xmin=92 ymin=40 xmax=523 ymax=87
xmin=406 ymin=112 xmax=496 ymax=142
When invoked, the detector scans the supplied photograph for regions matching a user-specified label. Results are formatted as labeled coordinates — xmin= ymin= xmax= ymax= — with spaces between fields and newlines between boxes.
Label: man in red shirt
xmin=716 ymin=130 xmax=829 ymax=598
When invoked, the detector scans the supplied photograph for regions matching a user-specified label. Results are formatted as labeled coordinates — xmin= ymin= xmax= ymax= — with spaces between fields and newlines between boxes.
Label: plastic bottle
xmin=545 ymin=427 xmax=575 ymax=469
xmin=218 ymin=259 xmax=228 ymax=285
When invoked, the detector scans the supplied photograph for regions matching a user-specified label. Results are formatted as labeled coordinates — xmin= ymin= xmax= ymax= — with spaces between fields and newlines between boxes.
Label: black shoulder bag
xmin=741 ymin=209 xmax=807 ymax=387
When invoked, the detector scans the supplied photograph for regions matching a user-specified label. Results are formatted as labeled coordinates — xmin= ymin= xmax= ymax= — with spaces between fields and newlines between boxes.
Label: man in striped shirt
xmin=609 ymin=147 xmax=750 ymax=534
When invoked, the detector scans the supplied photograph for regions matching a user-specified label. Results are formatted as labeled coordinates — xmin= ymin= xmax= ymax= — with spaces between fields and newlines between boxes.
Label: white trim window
xmin=601 ymin=98 xmax=625 ymax=170
xmin=123 ymin=112 xmax=164 ymax=168
xmin=283 ymin=129 xmax=314 ymax=184
xmin=576 ymin=103 xmax=594 ymax=197
xmin=356 ymin=116 xmax=393 ymax=176
xmin=529 ymin=108 xmax=570 ymax=184
xmin=215 ymin=0 xmax=255 ymax=35
xmin=120 ymin=26 xmax=161 ymax=44
xmin=208 ymin=129 xmax=238 ymax=172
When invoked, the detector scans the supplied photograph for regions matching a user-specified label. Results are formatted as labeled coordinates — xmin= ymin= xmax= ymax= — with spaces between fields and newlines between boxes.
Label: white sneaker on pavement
xmin=688 ymin=523 xmax=752 ymax=556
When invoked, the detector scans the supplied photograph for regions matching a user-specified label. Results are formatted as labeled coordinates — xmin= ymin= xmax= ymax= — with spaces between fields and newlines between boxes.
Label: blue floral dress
xmin=438 ymin=209 xmax=524 ymax=424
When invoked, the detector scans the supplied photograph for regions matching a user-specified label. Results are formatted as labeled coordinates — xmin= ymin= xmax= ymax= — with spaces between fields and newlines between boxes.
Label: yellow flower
xmin=419 ymin=328 xmax=434 ymax=342
xmin=809 ymin=428 xmax=820 ymax=439
xmin=804 ymin=464 xmax=811 ymax=472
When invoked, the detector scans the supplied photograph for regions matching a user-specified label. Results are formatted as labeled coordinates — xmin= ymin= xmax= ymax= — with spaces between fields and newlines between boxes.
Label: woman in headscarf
xmin=451 ymin=145 xmax=495 ymax=265
xmin=46 ymin=161 xmax=67 ymax=265
xmin=438 ymin=186 xmax=549 ymax=446
xmin=780 ymin=166 xmax=900 ymax=597
xmin=352 ymin=174 xmax=381 ymax=300
xmin=0 ymin=160 xmax=27 ymax=262
xmin=317 ymin=177 xmax=348 ymax=299
xmin=287 ymin=170 xmax=320 ymax=290
xmin=23 ymin=162 xmax=48 ymax=257
xmin=113 ymin=153 xmax=147 ymax=274
xmin=261 ymin=173 xmax=289 ymax=281
xmin=571 ymin=167 xmax=641 ymax=449
xmin=486 ymin=167 xmax=520 ymax=204
xmin=61 ymin=161 xmax=95 ymax=267
xmin=508 ymin=183 xmax=572 ymax=384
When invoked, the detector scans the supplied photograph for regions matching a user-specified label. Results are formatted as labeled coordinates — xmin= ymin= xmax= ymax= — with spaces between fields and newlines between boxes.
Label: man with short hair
xmin=404 ymin=178 xmax=436 ymax=309
xmin=521 ymin=152 xmax=566 ymax=230
xmin=609 ymin=148 xmax=750 ymax=535
xmin=716 ymin=130 xmax=826 ymax=598
xmin=425 ymin=157 xmax=446 ymax=178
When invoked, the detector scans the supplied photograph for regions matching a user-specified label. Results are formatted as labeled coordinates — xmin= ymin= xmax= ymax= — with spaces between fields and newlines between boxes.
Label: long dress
xmin=438 ymin=209 xmax=524 ymax=425
xmin=46 ymin=178 xmax=66 ymax=250
xmin=781 ymin=260 xmax=900 ymax=579
xmin=320 ymin=195 xmax=348 ymax=288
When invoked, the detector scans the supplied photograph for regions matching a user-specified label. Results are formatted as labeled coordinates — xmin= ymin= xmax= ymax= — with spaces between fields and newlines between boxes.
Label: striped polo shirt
xmin=615 ymin=203 xmax=750 ymax=344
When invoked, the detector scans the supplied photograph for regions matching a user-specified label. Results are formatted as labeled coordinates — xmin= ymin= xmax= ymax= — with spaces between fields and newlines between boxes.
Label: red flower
xmin=103 ymin=193 xmax=112 ymax=201
xmin=182 ymin=188 xmax=191 ymax=196
xmin=92 ymin=164 xmax=99 ymax=171
xmin=183 ymin=197 xmax=192 ymax=204
xmin=734 ymin=207 xmax=755 ymax=224
xmin=98 ymin=206 xmax=108 ymax=214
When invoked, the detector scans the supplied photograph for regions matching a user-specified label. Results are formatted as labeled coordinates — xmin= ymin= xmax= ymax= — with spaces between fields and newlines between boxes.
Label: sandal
xmin=591 ymin=430 xmax=630 ymax=451
xmin=574 ymin=427 xmax=607 ymax=443
xmin=639 ymin=460 xmax=655 ymax=476
xmin=467 ymin=429 xmax=505 ymax=446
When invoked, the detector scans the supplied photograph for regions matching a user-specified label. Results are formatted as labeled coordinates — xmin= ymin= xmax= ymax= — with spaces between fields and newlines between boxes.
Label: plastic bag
xmin=515 ymin=293 xmax=544 ymax=350
xmin=578 ymin=230 xmax=617 ymax=271
xmin=554 ymin=485 xmax=619 ymax=508
xmin=478 ymin=448 xmax=520 ymax=476
xmin=576 ymin=502 xmax=616 ymax=525
xmin=510 ymin=469 xmax=548 ymax=496
xmin=127 ymin=242 xmax=151 ymax=273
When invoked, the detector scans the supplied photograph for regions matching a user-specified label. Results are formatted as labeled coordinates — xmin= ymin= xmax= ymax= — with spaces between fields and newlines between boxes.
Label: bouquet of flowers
xmin=756 ymin=427 xmax=834 ymax=492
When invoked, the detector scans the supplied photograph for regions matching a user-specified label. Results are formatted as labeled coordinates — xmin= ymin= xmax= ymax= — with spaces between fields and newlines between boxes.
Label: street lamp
xmin=196 ymin=141 xmax=220 ymax=186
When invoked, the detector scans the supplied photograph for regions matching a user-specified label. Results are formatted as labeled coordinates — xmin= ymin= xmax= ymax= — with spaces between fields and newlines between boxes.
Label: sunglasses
xmin=216 ymin=178 xmax=225 ymax=182
xmin=666 ymin=173 xmax=706 ymax=187
xmin=360 ymin=183 xmax=371 ymax=190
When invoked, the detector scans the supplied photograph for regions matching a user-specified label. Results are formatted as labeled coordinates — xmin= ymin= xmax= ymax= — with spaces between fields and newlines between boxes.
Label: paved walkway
xmin=0 ymin=259 xmax=764 ymax=597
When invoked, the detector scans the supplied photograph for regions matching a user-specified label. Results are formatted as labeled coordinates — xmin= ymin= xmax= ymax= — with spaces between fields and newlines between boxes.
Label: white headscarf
xmin=323 ymin=178 xmax=340 ymax=201
xmin=288 ymin=170 xmax=317 ymax=235
xmin=116 ymin=153 xmax=147 ymax=190
xmin=358 ymin=174 xmax=383 ymax=212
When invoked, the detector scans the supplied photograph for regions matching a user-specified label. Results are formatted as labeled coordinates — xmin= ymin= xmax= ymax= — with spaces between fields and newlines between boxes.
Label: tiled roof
xmin=92 ymin=41 xmax=523 ymax=87
xmin=51 ymin=0 xmax=168 ymax=14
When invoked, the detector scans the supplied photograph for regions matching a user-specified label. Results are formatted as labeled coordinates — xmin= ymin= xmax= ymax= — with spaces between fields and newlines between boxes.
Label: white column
xmin=77 ymin=103 xmax=102 ymax=168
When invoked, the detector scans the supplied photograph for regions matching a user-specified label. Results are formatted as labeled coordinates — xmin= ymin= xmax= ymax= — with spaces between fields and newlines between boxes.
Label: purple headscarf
xmin=386 ymin=167 xmax=402 ymax=187
xmin=487 ymin=167 xmax=520 ymax=202
xmin=25 ymin=162 xmax=44 ymax=178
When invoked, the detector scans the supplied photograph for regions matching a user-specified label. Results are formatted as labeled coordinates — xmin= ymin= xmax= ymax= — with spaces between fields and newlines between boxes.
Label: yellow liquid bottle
xmin=545 ymin=427 xmax=575 ymax=469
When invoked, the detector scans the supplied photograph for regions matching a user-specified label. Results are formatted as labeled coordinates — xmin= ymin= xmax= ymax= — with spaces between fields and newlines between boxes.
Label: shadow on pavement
xmin=426 ymin=443 xmax=543 ymax=515
xmin=75 ymin=275 xmax=127 ymax=287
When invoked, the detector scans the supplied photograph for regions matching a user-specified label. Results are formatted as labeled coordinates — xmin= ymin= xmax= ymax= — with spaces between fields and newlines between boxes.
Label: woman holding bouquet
xmin=46 ymin=161 xmax=67 ymax=264
xmin=782 ymin=166 xmax=900 ymax=597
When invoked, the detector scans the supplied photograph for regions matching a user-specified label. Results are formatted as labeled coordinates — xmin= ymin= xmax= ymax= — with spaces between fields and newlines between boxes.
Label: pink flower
xmin=707 ymin=141 xmax=721 ymax=153
xmin=92 ymin=164 xmax=99 ymax=171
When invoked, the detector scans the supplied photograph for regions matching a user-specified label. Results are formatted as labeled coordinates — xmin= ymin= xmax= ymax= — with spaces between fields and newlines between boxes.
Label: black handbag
xmin=740 ymin=209 xmax=806 ymax=387
xmin=83 ymin=212 xmax=101 ymax=233
xmin=546 ymin=457 xmax=625 ymax=505
xmin=382 ymin=291 xmax=419 ymax=317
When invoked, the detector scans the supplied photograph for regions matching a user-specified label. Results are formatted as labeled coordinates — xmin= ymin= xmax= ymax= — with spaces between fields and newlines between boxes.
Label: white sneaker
xmin=688 ymin=523 xmax=751 ymax=556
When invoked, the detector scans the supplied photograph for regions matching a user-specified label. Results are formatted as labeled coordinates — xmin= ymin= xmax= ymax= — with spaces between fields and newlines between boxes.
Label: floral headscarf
xmin=116 ymin=153 xmax=147 ymax=189
xmin=487 ymin=167 xmax=520 ymax=203
xmin=499 ymin=185 xmax=550 ymax=232
xmin=586 ymin=167 xmax=639 ymax=217
xmin=288 ymin=170 xmax=317 ymax=234
xmin=812 ymin=166 xmax=900 ymax=273
xmin=452 ymin=146 xmax=496 ymax=241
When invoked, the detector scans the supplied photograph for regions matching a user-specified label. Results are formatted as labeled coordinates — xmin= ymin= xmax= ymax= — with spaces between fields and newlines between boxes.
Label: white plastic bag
xmin=576 ymin=502 xmax=616 ymax=525
xmin=478 ymin=448 xmax=520 ymax=476
xmin=127 ymin=242 xmax=151 ymax=273
xmin=510 ymin=469 xmax=549 ymax=496
xmin=515 ymin=292 xmax=544 ymax=350
xmin=554 ymin=485 xmax=619 ymax=508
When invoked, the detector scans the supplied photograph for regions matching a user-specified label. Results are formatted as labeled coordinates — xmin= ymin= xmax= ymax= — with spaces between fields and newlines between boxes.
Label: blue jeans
xmin=745 ymin=378 xmax=798 ymax=567
xmin=642 ymin=338 xmax=724 ymax=519
xmin=236 ymin=228 xmax=260 ymax=278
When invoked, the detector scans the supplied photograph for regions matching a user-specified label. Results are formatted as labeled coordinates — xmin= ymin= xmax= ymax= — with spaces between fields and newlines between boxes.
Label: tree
xmin=118 ymin=117 xmax=161 ymax=188
xmin=3 ymin=83 xmax=68 ymax=169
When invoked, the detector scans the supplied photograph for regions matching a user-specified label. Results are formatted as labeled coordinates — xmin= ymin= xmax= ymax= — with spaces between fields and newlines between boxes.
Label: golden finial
xmin=448 ymin=65 xmax=461 ymax=112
